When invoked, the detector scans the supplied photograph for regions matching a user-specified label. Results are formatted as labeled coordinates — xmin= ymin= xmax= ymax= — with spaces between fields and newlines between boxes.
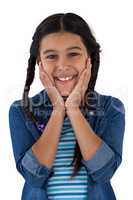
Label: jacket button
xmin=89 ymin=111 xmax=95 ymax=115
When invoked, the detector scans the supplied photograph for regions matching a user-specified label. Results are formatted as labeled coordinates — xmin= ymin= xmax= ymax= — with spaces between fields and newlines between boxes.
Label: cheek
xmin=77 ymin=58 xmax=88 ymax=72
xmin=41 ymin=62 xmax=53 ymax=74
xmin=77 ymin=66 xmax=86 ymax=78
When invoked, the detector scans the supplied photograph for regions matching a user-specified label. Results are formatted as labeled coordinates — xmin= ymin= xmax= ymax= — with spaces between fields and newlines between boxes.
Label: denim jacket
xmin=8 ymin=89 xmax=125 ymax=200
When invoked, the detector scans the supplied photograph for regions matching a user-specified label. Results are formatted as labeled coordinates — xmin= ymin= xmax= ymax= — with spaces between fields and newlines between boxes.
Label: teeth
xmin=57 ymin=76 xmax=73 ymax=81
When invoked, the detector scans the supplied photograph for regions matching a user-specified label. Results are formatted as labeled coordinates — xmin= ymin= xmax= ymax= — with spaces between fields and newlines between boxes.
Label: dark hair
xmin=22 ymin=12 xmax=101 ymax=178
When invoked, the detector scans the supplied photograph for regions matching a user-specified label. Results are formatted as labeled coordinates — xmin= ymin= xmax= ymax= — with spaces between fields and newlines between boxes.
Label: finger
xmin=84 ymin=58 xmax=91 ymax=84
xmin=78 ymin=60 xmax=91 ymax=85
xmin=43 ymin=70 xmax=54 ymax=86
xmin=39 ymin=70 xmax=53 ymax=89
xmin=47 ymin=73 xmax=55 ymax=86
xmin=83 ymin=67 xmax=91 ymax=88
xmin=81 ymin=74 xmax=88 ymax=96
xmin=76 ymin=59 xmax=91 ymax=100
xmin=81 ymin=68 xmax=91 ymax=98
xmin=87 ymin=58 xmax=92 ymax=70
xmin=39 ymin=63 xmax=44 ymax=73
xmin=39 ymin=72 xmax=49 ymax=89
xmin=39 ymin=64 xmax=52 ymax=86
xmin=72 ymin=67 xmax=87 ymax=93
xmin=77 ymin=69 xmax=87 ymax=88
xmin=82 ymin=75 xmax=89 ymax=95
xmin=39 ymin=64 xmax=55 ymax=86
xmin=72 ymin=70 xmax=87 ymax=98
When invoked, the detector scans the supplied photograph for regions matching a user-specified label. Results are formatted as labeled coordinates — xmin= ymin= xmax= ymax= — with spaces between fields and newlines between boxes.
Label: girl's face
xmin=37 ymin=31 xmax=91 ymax=96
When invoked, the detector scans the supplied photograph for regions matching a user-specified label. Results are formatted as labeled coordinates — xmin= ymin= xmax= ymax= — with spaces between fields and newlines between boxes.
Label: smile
xmin=54 ymin=75 xmax=78 ymax=84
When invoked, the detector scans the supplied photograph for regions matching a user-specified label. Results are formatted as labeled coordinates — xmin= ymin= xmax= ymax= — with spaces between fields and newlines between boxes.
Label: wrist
xmin=52 ymin=107 xmax=66 ymax=116
xmin=66 ymin=106 xmax=80 ymax=115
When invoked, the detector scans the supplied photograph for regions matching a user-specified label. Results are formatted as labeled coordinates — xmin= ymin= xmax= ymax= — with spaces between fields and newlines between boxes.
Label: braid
xmin=22 ymin=54 xmax=39 ymax=126
xmin=88 ymin=45 xmax=100 ymax=91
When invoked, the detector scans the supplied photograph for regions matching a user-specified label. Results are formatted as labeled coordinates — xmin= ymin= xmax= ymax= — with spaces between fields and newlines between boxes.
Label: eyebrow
xmin=42 ymin=46 xmax=82 ymax=55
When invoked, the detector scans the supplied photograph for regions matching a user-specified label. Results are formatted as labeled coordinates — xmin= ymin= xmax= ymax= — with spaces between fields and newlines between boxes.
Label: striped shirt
xmin=46 ymin=115 xmax=88 ymax=199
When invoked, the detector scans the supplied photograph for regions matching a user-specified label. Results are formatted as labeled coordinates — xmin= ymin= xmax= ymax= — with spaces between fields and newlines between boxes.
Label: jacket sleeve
xmin=81 ymin=97 xmax=125 ymax=184
xmin=8 ymin=101 xmax=53 ymax=188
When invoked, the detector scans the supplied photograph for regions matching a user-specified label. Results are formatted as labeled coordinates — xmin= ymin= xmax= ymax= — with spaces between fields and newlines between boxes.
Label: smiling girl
xmin=9 ymin=13 xmax=125 ymax=200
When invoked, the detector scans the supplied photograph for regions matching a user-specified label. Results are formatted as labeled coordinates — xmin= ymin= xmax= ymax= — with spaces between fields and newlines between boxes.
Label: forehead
xmin=39 ymin=32 xmax=86 ymax=51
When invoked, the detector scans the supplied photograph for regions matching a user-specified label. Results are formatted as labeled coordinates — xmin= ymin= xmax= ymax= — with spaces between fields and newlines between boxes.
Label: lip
xmin=53 ymin=73 xmax=78 ymax=79
xmin=54 ymin=75 xmax=78 ymax=84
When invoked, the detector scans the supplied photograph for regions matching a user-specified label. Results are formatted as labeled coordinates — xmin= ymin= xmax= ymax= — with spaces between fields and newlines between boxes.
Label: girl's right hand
xmin=39 ymin=63 xmax=65 ymax=113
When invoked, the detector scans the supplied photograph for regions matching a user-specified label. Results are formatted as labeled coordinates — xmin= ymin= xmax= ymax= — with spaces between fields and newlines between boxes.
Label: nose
xmin=55 ymin=56 xmax=71 ymax=73
xmin=57 ymin=56 xmax=70 ymax=69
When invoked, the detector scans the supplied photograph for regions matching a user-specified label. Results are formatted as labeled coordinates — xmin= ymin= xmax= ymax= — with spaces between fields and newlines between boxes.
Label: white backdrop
xmin=0 ymin=0 xmax=131 ymax=199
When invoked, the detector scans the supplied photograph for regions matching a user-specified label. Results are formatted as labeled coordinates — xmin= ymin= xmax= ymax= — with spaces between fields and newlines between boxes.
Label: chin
xmin=60 ymin=91 xmax=70 ymax=97
xmin=58 ymin=88 xmax=73 ymax=97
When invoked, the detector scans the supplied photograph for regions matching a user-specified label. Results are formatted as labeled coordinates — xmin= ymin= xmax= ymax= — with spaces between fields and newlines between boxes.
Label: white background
xmin=0 ymin=0 xmax=131 ymax=199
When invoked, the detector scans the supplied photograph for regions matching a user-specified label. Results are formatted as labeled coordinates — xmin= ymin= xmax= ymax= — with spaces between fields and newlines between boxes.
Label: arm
xmin=66 ymin=97 xmax=125 ymax=184
xmin=9 ymin=102 xmax=65 ymax=188
xmin=66 ymin=107 xmax=103 ymax=160
xmin=31 ymin=109 xmax=65 ymax=168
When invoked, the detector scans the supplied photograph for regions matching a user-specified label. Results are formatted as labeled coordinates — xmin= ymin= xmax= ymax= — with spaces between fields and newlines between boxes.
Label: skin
xmin=37 ymin=31 xmax=92 ymax=111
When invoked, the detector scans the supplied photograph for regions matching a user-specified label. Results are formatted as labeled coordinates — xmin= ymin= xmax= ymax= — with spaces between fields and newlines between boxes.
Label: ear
xmin=38 ymin=61 xmax=41 ymax=67
xmin=36 ymin=55 xmax=41 ymax=65
xmin=86 ymin=57 xmax=92 ymax=69
xmin=38 ymin=61 xmax=44 ymax=70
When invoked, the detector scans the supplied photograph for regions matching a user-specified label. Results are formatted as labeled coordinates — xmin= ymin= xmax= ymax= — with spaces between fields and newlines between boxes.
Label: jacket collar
xmin=26 ymin=89 xmax=105 ymax=118
xmin=24 ymin=89 xmax=105 ymax=140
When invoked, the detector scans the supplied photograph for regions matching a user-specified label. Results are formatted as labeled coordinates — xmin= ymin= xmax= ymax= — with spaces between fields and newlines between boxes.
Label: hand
xmin=39 ymin=63 xmax=65 ymax=113
xmin=65 ymin=58 xmax=92 ymax=111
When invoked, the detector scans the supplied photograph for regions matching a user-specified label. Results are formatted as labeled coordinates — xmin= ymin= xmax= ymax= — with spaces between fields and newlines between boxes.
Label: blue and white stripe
xmin=46 ymin=116 xmax=88 ymax=199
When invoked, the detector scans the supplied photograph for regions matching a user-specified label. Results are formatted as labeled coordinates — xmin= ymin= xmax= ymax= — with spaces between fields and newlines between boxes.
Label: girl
xmin=9 ymin=12 xmax=125 ymax=200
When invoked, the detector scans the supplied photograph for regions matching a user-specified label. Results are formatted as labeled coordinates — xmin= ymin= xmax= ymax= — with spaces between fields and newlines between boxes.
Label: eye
xmin=46 ymin=54 xmax=57 ymax=59
xmin=69 ymin=52 xmax=80 ymax=57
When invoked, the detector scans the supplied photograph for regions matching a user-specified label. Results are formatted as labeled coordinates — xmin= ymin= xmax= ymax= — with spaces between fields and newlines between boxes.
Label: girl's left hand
xmin=65 ymin=58 xmax=92 ymax=111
